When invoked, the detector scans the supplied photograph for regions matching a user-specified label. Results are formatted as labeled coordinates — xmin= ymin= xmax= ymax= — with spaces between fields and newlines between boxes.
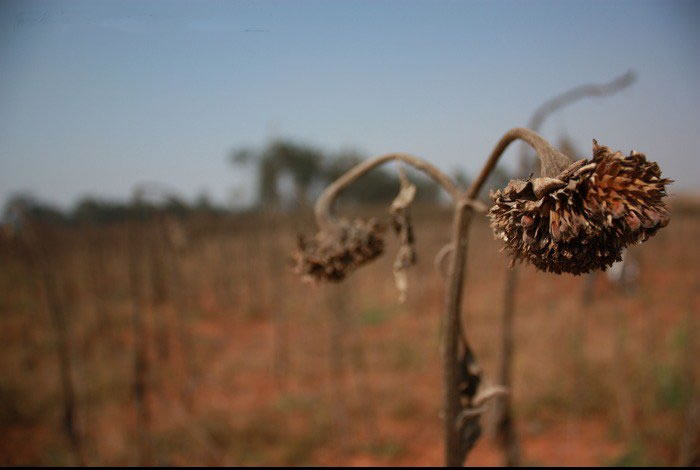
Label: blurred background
xmin=1 ymin=0 xmax=699 ymax=465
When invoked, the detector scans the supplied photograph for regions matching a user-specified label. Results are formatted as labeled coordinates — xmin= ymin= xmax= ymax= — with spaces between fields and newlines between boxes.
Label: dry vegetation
xmin=0 ymin=197 xmax=698 ymax=466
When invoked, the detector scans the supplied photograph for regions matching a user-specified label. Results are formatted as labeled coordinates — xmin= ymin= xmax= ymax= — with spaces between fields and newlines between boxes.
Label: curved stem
xmin=466 ymin=128 xmax=572 ymax=200
xmin=443 ymin=127 xmax=570 ymax=465
xmin=495 ymin=265 xmax=521 ymax=466
xmin=443 ymin=199 xmax=473 ymax=466
xmin=528 ymin=70 xmax=635 ymax=132
xmin=314 ymin=152 xmax=461 ymax=231
xmin=307 ymin=128 xmax=568 ymax=466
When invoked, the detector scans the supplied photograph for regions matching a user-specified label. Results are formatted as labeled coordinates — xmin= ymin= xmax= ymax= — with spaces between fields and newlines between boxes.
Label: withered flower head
xmin=292 ymin=217 xmax=385 ymax=282
xmin=488 ymin=141 xmax=672 ymax=275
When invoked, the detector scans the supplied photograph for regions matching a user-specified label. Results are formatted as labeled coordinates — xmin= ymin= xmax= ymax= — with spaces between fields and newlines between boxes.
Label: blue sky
xmin=1 ymin=0 xmax=698 ymax=209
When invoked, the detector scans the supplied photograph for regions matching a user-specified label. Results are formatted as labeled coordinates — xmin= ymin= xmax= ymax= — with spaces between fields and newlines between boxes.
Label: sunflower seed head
xmin=292 ymin=217 xmax=385 ymax=282
xmin=488 ymin=140 xmax=672 ymax=275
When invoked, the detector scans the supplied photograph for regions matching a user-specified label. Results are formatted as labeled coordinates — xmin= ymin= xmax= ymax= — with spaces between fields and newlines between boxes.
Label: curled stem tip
xmin=314 ymin=152 xmax=460 ymax=232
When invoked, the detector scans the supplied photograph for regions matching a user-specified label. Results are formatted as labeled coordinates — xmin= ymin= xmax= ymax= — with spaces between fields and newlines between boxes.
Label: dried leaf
xmin=389 ymin=167 xmax=418 ymax=302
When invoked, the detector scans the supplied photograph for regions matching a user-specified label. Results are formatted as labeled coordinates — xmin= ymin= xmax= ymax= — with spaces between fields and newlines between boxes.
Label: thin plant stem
xmin=442 ymin=199 xmax=473 ymax=466
xmin=311 ymin=128 xmax=576 ymax=466
xmin=526 ymin=71 xmax=635 ymax=147
xmin=494 ymin=265 xmax=520 ymax=466
xmin=127 ymin=222 xmax=153 ymax=466
xmin=20 ymin=219 xmax=86 ymax=465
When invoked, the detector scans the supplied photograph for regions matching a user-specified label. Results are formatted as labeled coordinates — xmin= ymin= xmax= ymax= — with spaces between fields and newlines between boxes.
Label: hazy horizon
xmin=2 ymin=0 xmax=699 ymax=210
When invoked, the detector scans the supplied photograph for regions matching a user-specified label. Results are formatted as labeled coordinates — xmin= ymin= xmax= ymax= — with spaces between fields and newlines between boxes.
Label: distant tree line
xmin=3 ymin=137 xmax=517 ymax=226
xmin=1 ymin=192 xmax=224 ymax=227
xmin=231 ymin=138 xmax=444 ymax=209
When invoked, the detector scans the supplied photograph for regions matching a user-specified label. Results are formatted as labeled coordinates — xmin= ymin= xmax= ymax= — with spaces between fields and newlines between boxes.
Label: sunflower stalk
xmin=293 ymin=127 xmax=671 ymax=466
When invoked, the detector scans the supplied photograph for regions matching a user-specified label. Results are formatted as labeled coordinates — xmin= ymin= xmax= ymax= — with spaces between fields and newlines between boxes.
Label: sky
xmin=1 ymin=0 xmax=699 ymax=210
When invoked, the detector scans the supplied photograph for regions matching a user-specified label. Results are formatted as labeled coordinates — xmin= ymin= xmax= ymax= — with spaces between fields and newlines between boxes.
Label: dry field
xmin=1 ymin=198 xmax=698 ymax=466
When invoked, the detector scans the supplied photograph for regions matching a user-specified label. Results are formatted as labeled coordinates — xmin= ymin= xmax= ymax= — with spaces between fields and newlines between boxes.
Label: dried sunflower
xmin=489 ymin=140 xmax=672 ymax=274
xmin=292 ymin=217 xmax=385 ymax=281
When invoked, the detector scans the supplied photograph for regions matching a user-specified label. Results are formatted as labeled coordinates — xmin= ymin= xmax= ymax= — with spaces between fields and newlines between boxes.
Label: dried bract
xmin=489 ymin=141 xmax=672 ymax=274
xmin=390 ymin=169 xmax=418 ymax=302
xmin=292 ymin=218 xmax=385 ymax=282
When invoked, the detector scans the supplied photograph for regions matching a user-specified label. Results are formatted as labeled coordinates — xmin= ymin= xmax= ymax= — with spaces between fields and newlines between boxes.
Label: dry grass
xmin=0 ymin=200 xmax=697 ymax=466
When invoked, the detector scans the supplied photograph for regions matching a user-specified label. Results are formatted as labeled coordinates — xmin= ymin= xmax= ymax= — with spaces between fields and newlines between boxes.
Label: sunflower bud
xmin=292 ymin=218 xmax=385 ymax=281
xmin=488 ymin=140 xmax=672 ymax=275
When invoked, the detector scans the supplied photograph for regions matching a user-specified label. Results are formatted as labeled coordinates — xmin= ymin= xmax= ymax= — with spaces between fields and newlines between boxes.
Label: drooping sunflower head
xmin=292 ymin=217 xmax=385 ymax=282
xmin=488 ymin=141 xmax=672 ymax=274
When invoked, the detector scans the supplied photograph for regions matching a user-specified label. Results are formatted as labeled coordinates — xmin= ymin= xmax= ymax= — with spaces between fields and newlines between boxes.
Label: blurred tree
xmin=258 ymin=153 xmax=282 ymax=207
xmin=73 ymin=197 xmax=135 ymax=224
xmin=231 ymin=139 xmax=323 ymax=209
xmin=194 ymin=191 xmax=214 ymax=212
xmin=3 ymin=189 xmax=231 ymax=228
xmin=163 ymin=195 xmax=188 ymax=217
xmin=3 ymin=193 xmax=66 ymax=226
xmin=268 ymin=140 xmax=323 ymax=207
xmin=231 ymin=140 xmax=441 ymax=209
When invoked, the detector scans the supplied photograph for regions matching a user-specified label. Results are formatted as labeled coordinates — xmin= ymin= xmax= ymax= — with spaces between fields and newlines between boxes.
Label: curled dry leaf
xmin=488 ymin=141 xmax=672 ymax=274
xmin=390 ymin=168 xmax=418 ymax=302
xmin=456 ymin=346 xmax=483 ymax=460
